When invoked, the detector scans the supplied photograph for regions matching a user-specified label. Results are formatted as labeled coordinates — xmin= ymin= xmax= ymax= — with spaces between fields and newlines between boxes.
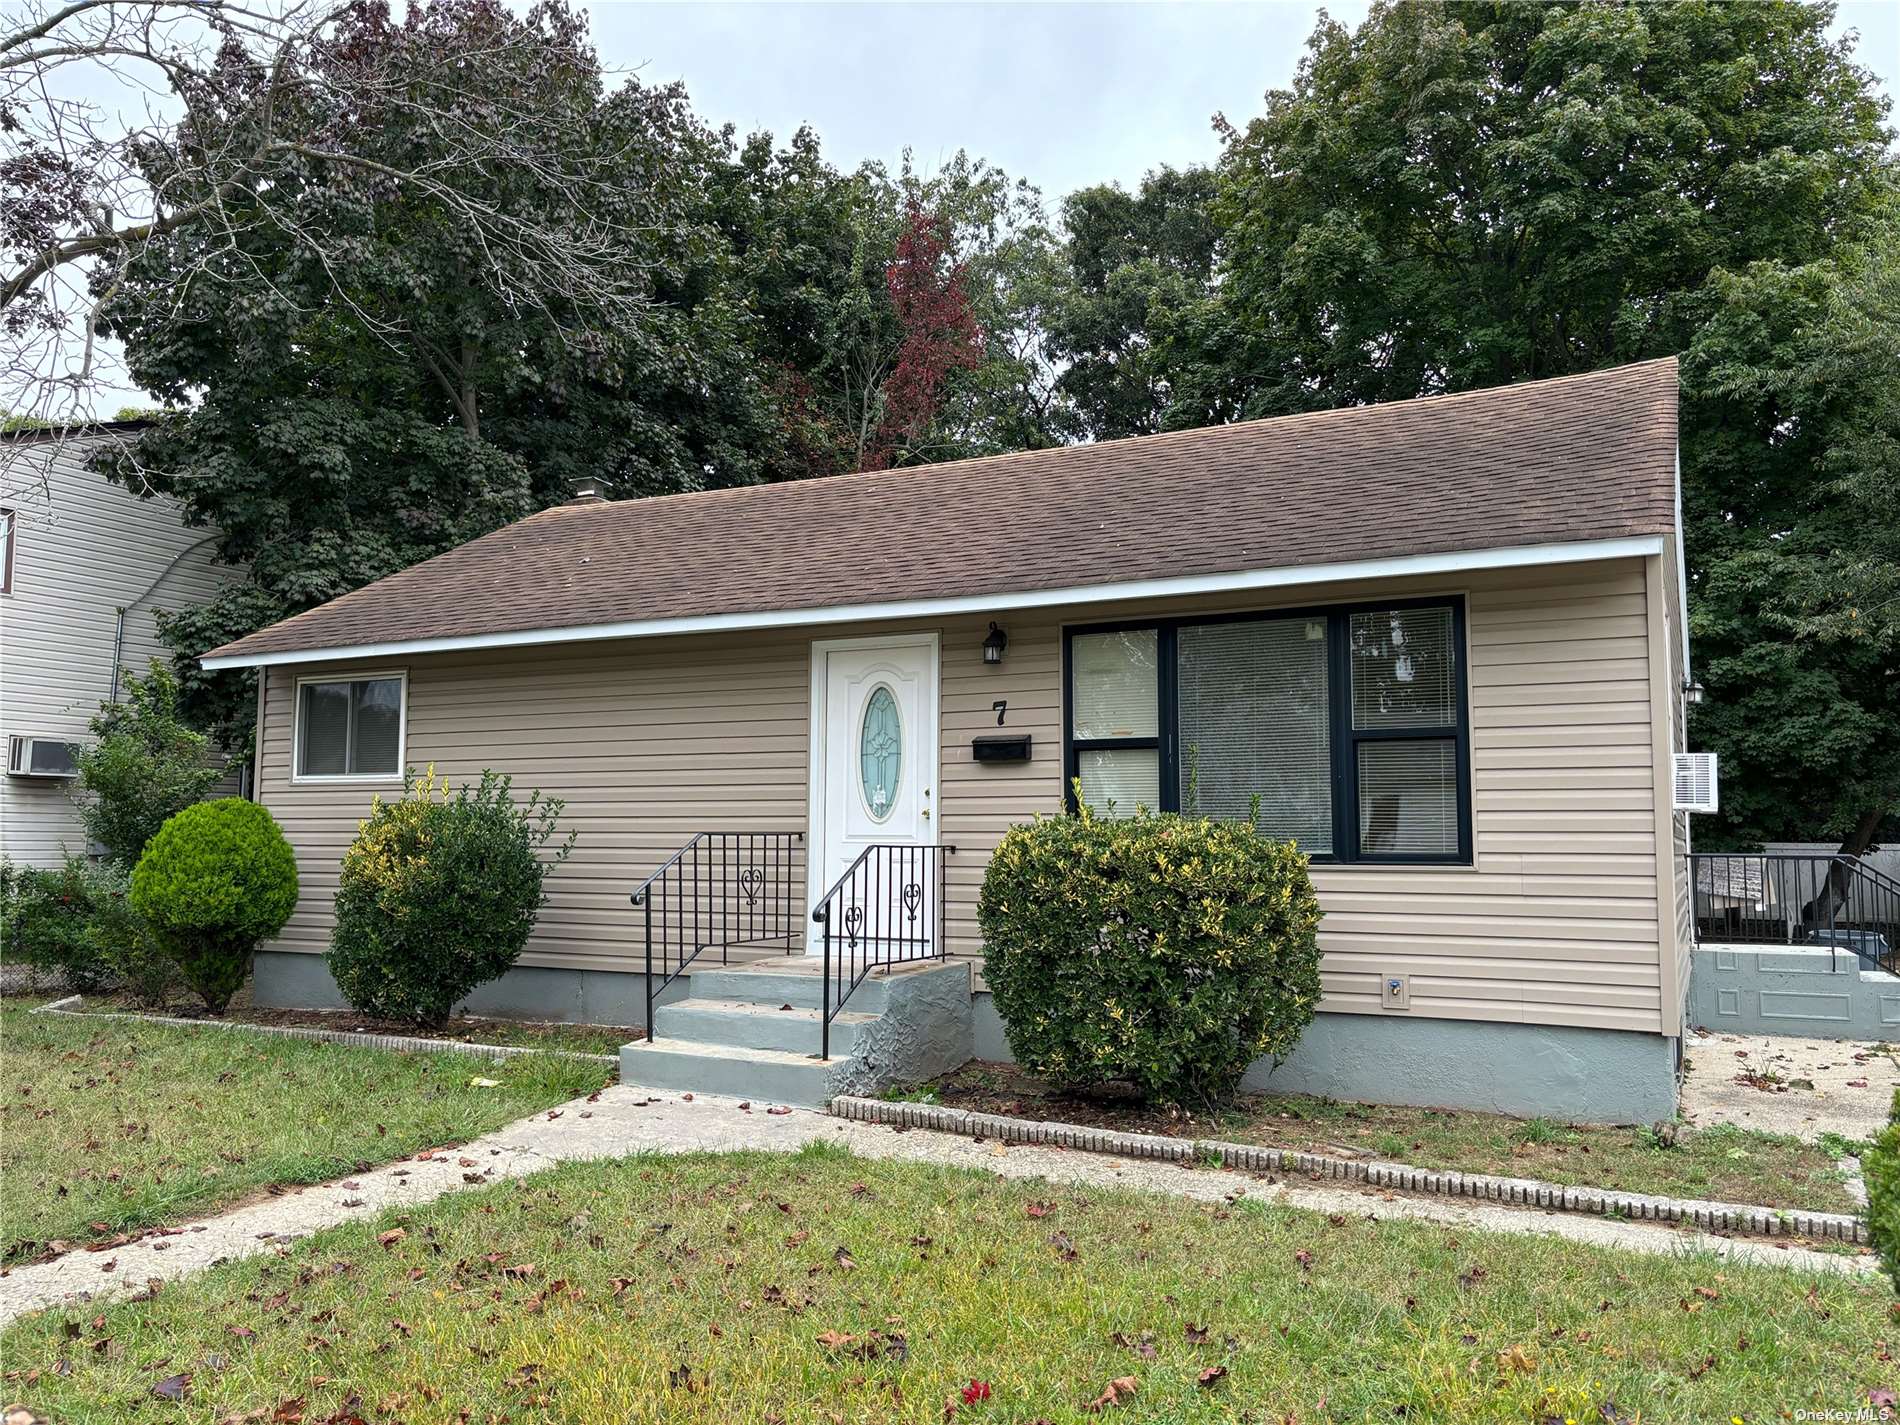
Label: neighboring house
xmin=0 ymin=424 xmax=243 ymax=868
xmin=203 ymin=359 xmax=1696 ymax=1123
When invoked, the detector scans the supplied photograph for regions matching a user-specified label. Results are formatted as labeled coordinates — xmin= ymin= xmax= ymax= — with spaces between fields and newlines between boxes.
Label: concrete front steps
xmin=619 ymin=960 xmax=974 ymax=1108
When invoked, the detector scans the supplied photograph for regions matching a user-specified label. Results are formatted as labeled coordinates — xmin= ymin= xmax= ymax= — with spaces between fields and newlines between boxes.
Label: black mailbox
xmin=972 ymin=734 xmax=1032 ymax=764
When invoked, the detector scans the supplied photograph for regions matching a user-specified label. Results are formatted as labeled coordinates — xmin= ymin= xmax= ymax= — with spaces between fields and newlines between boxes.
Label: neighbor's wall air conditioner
xmin=1672 ymin=752 xmax=1719 ymax=814
xmin=6 ymin=734 xmax=79 ymax=779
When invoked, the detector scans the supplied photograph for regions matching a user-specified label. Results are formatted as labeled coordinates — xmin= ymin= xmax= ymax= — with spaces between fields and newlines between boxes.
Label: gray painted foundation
xmin=251 ymin=950 xmax=686 ymax=1026
xmin=255 ymin=952 xmax=1677 ymax=1123
xmin=1688 ymin=943 xmax=1900 ymax=1039
xmin=974 ymin=994 xmax=1679 ymax=1125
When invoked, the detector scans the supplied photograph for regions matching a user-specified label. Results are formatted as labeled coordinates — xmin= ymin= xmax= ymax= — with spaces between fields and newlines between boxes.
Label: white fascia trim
xmin=201 ymin=534 xmax=1668 ymax=671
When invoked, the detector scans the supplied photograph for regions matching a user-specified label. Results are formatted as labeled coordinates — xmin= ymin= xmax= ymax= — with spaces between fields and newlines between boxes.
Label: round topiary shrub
xmin=977 ymin=802 xmax=1324 ymax=1106
xmin=1866 ymin=1086 xmax=1900 ymax=1294
xmin=129 ymin=798 xmax=299 ymax=1014
xmin=327 ymin=769 xmax=573 ymax=1028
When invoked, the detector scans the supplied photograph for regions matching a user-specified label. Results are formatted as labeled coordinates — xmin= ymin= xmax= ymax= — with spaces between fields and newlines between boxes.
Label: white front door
xmin=808 ymin=634 xmax=940 ymax=955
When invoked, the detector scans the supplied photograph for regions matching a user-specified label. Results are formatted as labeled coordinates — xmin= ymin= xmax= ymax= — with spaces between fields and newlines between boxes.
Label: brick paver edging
xmin=29 ymin=995 xmax=618 ymax=1065
xmin=830 ymin=1094 xmax=1868 ymax=1246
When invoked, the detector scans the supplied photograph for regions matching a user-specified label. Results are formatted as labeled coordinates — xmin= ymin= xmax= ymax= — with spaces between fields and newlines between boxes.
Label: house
xmin=202 ymin=359 xmax=1694 ymax=1124
xmin=1 ymin=424 xmax=244 ymax=867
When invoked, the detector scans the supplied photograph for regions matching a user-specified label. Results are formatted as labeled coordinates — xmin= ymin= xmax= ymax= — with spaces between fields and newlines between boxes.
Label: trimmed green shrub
xmin=328 ymin=769 xmax=574 ymax=1028
xmin=75 ymin=660 xmax=226 ymax=867
xmin=1866 ymin=1086 xmax=1900 ymax=1293
xmin=0 ymin=857 xmax=116 ymax=992
xmin=977 ymin=800 xmax=1324 ymax=1106
xmin=130 ymin=798 xmax=299 ymax=1014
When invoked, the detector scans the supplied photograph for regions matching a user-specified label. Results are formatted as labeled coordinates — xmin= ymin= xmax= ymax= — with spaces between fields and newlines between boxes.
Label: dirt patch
xmin=66 ymin=994 xmax=636 ymax=1055
xmin=917 ymin=1060 xmax=1860 ymax=1215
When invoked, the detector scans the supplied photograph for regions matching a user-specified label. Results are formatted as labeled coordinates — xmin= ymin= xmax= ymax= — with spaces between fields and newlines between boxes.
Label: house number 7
xmin=992 ymin=700 xmax=1007 ymax=726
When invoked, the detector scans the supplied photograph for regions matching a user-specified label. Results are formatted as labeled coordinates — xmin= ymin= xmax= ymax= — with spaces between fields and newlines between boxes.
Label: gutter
xmin=201 ymin=534 xmax=1669 ymax=672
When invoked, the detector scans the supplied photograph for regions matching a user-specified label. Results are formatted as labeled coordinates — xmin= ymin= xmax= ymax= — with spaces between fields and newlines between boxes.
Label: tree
xmin=1684 ymin=215 xmax=1900 ymax=855
xmin=1047 ymin=166 xmax=1219 ymax=441
xmin=706 ymin=133 xmax=1060 ymax=476
xmin=90 ymin=0 xmax=768 ymax=745
xmin=861 ymin=203 xmax=983 ymax=470
xmin=0 ymin=0 xmax=662 ymax=443
xmin=73 ymin=660 xmax=225 ymax=866
xmin=1169 ymin=0 xmax=1898 ymax=851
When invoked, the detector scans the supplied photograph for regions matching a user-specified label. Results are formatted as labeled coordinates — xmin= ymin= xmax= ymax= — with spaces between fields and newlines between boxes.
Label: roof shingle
xmin=204 ymin=358 xmax=1678 ymax=664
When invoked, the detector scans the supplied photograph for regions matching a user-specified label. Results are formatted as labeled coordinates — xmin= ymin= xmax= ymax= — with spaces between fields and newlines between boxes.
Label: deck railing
xmin=811 ymin=842 xmax=954 ymax=1060
xmin=1689 ymin=851 xmax=1900 ymax=975
xmin=630 ymin=831 xmax=805 ymax=1040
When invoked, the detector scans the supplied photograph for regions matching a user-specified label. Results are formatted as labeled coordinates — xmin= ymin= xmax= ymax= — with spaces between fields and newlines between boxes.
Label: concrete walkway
xmin=0 ymin=1082 xmax=1874 ymax=1326
xmin=1682 ymin=1028 xmax=1898 ymax=1142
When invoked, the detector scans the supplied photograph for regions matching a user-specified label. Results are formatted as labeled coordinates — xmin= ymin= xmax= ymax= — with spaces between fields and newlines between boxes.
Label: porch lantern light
xmin=1682 ymin=680 xmax=1705 ymax=705
xmin=983 ymin=622 xmax=1009 ymax=665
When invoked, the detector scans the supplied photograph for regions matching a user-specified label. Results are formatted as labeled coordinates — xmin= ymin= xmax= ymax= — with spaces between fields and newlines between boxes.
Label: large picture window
xmin=294 ymin=674 xmax=406 ymax=781
xmin=1064 ymin=599 xmax=1470 ymax=864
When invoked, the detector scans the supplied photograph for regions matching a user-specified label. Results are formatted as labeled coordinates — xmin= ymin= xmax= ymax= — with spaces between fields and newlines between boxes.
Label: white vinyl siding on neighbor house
xmin=0 ymin=433 xmax=244 ymax=868
xmin=254 ymin=554 xmax=1675 ymax=1038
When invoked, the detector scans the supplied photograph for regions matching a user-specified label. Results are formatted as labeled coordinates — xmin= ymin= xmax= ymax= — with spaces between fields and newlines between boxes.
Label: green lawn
xmin=1 ymin=1146 xmax=1887 ymax=1423
xmin=0 ymin=1003 xmax=609 ymax=1262
xmin=925 ymin=1061 xmax=1862 ymax=1215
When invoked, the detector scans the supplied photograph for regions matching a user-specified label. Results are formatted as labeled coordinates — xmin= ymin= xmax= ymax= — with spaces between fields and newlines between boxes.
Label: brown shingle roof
xmin=204 ymin=358 xmax=1678 ymax=664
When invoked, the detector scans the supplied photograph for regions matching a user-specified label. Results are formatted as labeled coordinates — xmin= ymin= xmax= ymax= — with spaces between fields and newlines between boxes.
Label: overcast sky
xmin=64 ymin=0 xmax=1900 ymax=416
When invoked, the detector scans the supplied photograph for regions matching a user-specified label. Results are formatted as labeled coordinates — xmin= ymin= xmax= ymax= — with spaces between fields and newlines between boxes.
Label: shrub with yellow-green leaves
xmin=327 ymin=768 xmax=573 ymax=1028
xmin=977 ymin=797 xmax=1323 ymax=1106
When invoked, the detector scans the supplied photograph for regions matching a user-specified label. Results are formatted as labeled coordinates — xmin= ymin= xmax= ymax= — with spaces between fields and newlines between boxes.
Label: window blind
xmin=1177 ymin=618 xmax=1332 ymax=852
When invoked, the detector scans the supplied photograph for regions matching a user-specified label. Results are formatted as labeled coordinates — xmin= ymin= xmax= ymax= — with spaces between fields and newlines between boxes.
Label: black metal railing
xmin=631 ymin=831 xmax=805 ymax=1041
xmin=811 ymin=843 xmax=954 ymax=1060
xmin=1690 ymin=852 xmax=1900 ymax=974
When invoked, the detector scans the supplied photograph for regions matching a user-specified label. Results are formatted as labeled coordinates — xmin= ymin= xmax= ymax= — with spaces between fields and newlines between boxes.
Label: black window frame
xmin=1062 ymin=595 xmax=1472 ymax=866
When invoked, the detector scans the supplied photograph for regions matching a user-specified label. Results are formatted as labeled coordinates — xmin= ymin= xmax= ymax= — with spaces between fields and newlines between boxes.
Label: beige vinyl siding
xmin=255 ymin=556 xmax=1667 ymax=1035
xmin=0 ymin=433 xmax=244 ymax=867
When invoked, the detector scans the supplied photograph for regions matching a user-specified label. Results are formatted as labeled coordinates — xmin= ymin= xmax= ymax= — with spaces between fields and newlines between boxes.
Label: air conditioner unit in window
xmin=1672 ymin=752 xmax=1719 ymax=814
xmin=6 ymin=734 xmax=80 ymax=779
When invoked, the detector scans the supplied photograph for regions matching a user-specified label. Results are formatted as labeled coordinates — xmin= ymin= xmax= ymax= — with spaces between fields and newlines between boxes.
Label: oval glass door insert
xmin=859 ymin=685 xmax=902 ymax=820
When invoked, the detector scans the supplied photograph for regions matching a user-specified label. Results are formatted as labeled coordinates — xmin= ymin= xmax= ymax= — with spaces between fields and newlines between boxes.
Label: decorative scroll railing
xmin=810 ymin=842 xmax=955 ymax=1060
xmin=630 ymin=831 xmax=804 ymax=1041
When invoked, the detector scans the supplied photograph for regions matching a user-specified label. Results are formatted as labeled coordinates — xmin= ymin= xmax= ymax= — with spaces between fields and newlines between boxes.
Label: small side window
xmin=295 ymin=675 xmax=405 ymax=780
xmin=1 ymin=508 xmax=14 ymax=594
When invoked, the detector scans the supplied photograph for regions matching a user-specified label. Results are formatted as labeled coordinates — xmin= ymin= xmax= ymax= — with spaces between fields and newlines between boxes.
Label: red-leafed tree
xmin=861 ymin=203 xmax=983 ymax=470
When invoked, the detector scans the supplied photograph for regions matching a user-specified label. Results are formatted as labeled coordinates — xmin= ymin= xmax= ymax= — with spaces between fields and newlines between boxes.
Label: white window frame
xmin=291 ymin=668 xmax=409 ymax=785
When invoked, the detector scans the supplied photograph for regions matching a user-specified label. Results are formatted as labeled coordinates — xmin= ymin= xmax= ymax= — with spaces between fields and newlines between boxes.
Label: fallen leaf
xmin=375 ymin=1230 xmax=405 ymax=1249
xmin=1496 ymin=1344 xmax=1536 ymax=1375
xmin=467 ymin=1078 xmax=500 ymax=1088
xmin=1183 ymin=1323 xmax=1210 ymax=1344
xmin=961 ymin=1380 xmax=992 ymax=1405
xmin=816 ymin=1330 xmax=856 ymax=1351
xmin=152 ymin=1372 xmax=192 ymax=1401
xmin=1196 ymin=1365 xmax=1228 ymax=1388
xmin=1049 ymin=1231 xmax=1078 ymax=1261
xmin=1085 ymin=1376 xmax=1138 ymax=1413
